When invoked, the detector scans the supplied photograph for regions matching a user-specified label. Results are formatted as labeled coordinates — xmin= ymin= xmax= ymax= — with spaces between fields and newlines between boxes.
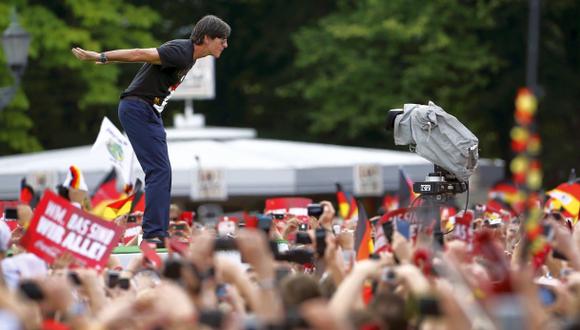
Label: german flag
xmin=91 ymin=168 xmax=120 ymax=207
xmin=336 ymin=183 xmax=351 ymax=219
xmin=354 ymin=200 xmax=373 ymax=261
xmin=106 ymin=195 xmax=133 ymax=213
xmin=488 ymin=180 xmax=524 ymax=214
xmin=19 ymin=178 xmax=35 ymax=206
xmin=336 ymin=183 xmax=359 ymax=221
xmin=398 ymin=168 xmax=416 ymax=208
xmin=486 ymin=198 xmax=515 ymax=216
xmin=547 ymin=179 xmax=580 ymax=222
xmin=102 ymin=179 xmax=145 ymax=220
xmin=64 ymin=165 xmax=88 ymax=191
xmin=347 ymin=195 xmax=359 ymax=221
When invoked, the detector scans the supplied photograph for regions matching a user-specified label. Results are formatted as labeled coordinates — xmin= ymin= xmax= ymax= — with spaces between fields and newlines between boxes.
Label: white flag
xmin=91 ymin=117 xmax=134 ymax=184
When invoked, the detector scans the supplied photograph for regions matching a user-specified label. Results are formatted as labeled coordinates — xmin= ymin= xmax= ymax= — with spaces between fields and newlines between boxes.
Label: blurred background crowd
xmin=0 ymin=166 xmax=579 ymax=329
xmin=0 ymin=0 xmax=579 ymax=329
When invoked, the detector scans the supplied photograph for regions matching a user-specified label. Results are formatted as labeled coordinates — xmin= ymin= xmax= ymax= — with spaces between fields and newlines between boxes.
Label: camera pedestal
xmin=412 ymin=165 xmax=467 ymax=250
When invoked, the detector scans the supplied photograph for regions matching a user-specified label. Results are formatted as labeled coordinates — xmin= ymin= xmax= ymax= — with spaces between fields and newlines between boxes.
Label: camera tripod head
xmin=413 ymin=165 xmax=468 ymax=198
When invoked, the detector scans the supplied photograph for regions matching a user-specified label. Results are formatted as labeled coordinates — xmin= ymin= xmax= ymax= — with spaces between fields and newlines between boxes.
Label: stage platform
xmin=112 ymin=246 xmax=169 ymax=267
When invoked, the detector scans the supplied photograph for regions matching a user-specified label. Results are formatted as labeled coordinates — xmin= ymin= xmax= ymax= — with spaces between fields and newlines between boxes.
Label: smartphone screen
xmin=315 ymin=228 xmax=326 ymax=257
xmin=175 ymin=224 xmax=186 ymax=231
xmin=332 ymin=224 xmax=341 ymax=235
xmin=258 ymin=215 xmax=272 ymax=234
xmin=107 ymin=271 xmax=120 ymax=289
xmin=216 ymin=284 xmax=228 ymax=299
xmin=307 ymin=204 xmax=324 ymax=217
xmin=19 ymin=281 xmax=45 ymax=301
xmin=4 ymin=208 xmax=17 ymax=220
xmin=199 ymin=310 xmax=223 ymax=329
xmin=68 ymin=272 xmax=82 ymax=286
xmin=214 ymin=237 xmax=237 ymax=251
xmin=541 ymin=224 xmax=553 ymax=241
xmin=272 ymin=213 xmax=285 ymax=220
xmin=538 ymin=286 xmax=557 ymax=306
xmin=118 ymin=278 xmax=130 ymax=290
xmin=418 ymin=297 xmax=442 ymax=316
xmin=382 ymin=221 xmax=394 ymax=244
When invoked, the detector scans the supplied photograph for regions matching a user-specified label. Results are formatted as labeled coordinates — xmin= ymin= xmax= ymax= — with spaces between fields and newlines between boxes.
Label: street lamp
xmin=0 ymin=8 xmax=30 ymax=112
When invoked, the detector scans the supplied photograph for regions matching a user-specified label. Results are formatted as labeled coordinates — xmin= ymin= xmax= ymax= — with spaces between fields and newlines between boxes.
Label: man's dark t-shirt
xmin=121 ymin=39 xmax=195 ymax=113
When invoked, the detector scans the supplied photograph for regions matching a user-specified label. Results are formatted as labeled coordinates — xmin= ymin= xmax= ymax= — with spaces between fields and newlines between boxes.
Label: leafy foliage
xmin=286 ymin=0 xmax=580 ymax=186
xmin=0 ymin=0 xmax=159 ymax=153
xmin=0 ymin=0 xmax=578 ymax=187
xmin=286 ymin=0 xmax=504 ymax=146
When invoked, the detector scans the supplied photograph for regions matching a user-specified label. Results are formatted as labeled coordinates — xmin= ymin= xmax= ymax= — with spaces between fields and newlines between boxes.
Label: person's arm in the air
xmin=71 ymin=47 xmax=161 ymax=65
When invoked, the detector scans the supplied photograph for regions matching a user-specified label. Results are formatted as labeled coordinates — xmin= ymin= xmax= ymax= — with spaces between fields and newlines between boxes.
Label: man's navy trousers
xmin=118 ymin=97 xmax=171 ymax=239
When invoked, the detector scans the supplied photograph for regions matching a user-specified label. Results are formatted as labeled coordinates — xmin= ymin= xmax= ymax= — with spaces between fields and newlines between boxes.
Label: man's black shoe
xmin=143 ymin=237 xmax=165 ymax=248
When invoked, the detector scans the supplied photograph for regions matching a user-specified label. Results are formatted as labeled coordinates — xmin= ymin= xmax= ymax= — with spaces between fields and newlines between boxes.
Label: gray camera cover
xmin=393 ymin=101 xmax=479 ymax=181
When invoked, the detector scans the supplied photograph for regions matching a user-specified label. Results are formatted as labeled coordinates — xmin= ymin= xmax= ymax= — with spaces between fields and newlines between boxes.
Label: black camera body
xmin=315 ymin=228 xmax=327 ymax=257
xmin=307 ymin=204 xmax=324 ymax=218
xmin=106 ymin=271 xmax=120 ymax=289
xmin=411 ymin=165 xmax=468 ymax=196
xmin=413 ymin=180 xmax=468 ymax=195
xmin=118 ymin=278 xmax=130 ymax=290
xmin=295 ymin=231 xmax=312 ymax=245
xmin=214 ymin=237 xmax=237 ymax=251
xmin=19 ymin=281 xmax=45 ymax=301
xmin=57 ymin=184 xmax=70 ymax=201
xmin=270 ymin=239 xmax=314 ymax=264
xmin=4 ymin=207 xmax=18 ymax=220
xmin=68 ymin=272 xmax=82 ymax=286
xmin=275 ymin=248 xmax=315 ymax=265
xmin=272 ymin=212 xmax=285 ymax=220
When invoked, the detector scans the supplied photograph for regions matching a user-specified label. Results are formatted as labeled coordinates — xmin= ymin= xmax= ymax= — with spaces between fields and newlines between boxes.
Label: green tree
xmin=537 ymin=0 xmax=580 ymax=185
xmin=285 ymin=0 xmax=504 ymax=149
xmin=286 ymin=0 xmax=580 ymax=187
xmin=0 ymin=0 xmax=159 ymax=154
xmin=477 ymin=0 xmax=580 ymax=186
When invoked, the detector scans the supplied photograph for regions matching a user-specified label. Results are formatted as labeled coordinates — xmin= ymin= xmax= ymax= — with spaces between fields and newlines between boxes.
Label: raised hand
xmin=71 ymin=47 xmax=102 ymax=64
xmin=318 ymin=200 xmax=336 ymax=230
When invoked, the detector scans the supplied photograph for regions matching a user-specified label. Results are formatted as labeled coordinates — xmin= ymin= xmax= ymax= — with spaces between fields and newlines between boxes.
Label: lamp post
xmin=0 ymin=8 xmax=30 ymax=112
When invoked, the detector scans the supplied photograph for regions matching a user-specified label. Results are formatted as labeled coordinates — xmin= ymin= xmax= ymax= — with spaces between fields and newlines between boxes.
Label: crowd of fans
xmin=1 ymin=177 xmax=580 ymax=330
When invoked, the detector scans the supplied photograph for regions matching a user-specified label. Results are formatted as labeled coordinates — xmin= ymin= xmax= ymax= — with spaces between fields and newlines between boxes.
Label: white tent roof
xmin=0 ymin=126 xmax=504 ymax=199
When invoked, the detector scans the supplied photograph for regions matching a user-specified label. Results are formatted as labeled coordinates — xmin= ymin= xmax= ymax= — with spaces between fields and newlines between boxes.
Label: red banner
xmin=140 ymin=240 xmax=163 ymax=269
xmin=20 ymin=190 xmax=123 ymax=269
xmin=264 ymin=197 xmax=312 ymax=215
xmin=379 ymin=208 xmax=417 ymax=241
xmin=452 ymin=210 xmax=474 ymax=245
xmin=122 ymin=223 xmax=141 ymax=245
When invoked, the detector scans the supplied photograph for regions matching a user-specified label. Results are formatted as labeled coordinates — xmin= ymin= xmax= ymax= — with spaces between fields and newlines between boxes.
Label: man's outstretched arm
xmin=71 ymin=47 xmax=161 ymax=65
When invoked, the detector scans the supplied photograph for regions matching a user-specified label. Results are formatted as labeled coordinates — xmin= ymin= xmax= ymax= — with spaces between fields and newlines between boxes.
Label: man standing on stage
xmin=72 ymin=15 xmax=230 ymax=246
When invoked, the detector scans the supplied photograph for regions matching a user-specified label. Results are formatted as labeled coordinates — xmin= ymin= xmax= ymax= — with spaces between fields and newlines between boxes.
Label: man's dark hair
xmin=190 ymin=15 xmax=231 ymax=45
